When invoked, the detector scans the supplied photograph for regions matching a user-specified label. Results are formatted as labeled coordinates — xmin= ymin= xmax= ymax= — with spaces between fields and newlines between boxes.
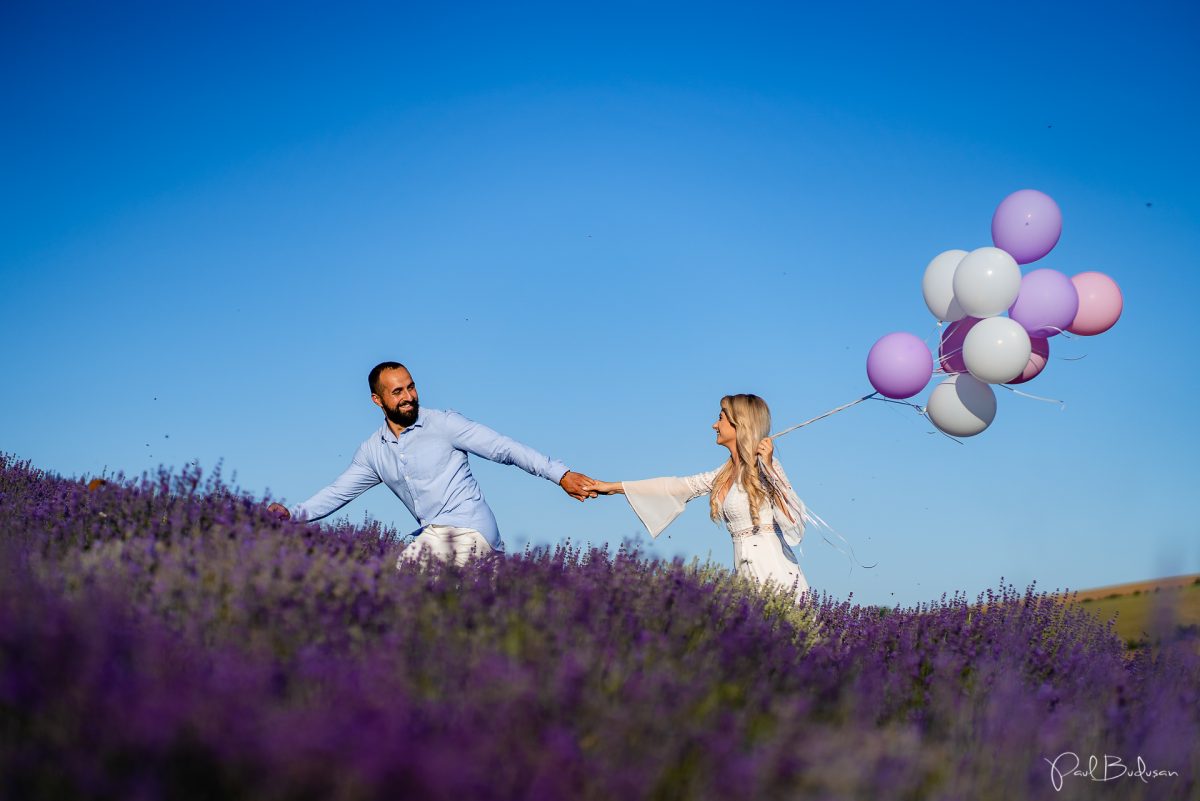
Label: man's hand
xmin=266 ymin=502 xmax=291 ymax=520
xmin=559 ymin=470 xmax=598 ymax=502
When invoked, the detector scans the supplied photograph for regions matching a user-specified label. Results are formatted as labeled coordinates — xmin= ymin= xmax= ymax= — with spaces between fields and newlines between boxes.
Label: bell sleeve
xmin=763 ymin=457 xmax=806 ymax=547
xmin=622 ymin=468 xmax=720 ymax=538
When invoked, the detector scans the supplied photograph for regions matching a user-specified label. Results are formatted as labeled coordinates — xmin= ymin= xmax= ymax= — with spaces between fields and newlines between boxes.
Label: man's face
xmin=372 ymin=367 xmax=419 ymax=427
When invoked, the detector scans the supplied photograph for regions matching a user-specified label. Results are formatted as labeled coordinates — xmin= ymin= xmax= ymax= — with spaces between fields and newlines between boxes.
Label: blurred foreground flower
xmin=1 ymin=453 xmax=1196 ymax=801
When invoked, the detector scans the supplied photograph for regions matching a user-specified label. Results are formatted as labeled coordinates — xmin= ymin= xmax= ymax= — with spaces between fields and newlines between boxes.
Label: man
xmin=267 ymin=361 xmax=596 ymax=566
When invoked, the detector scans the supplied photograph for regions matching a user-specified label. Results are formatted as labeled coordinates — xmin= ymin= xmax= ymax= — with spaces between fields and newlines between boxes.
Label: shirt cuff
xmin=547 ymin=461 xmax=570 ymax=484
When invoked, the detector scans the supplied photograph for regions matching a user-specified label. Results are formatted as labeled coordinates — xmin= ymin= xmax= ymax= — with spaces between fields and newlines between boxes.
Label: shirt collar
xmin=378 ymin=409 xmax=425 ymax=443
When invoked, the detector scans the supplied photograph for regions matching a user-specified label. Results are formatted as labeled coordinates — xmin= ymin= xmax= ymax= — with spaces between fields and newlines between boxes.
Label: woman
xmin=583 ymin=394 xmax=809 ymax=595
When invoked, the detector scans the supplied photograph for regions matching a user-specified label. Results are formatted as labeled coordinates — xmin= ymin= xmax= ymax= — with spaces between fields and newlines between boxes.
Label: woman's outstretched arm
xmin=584 ymin=470 xmax=720 ymax=538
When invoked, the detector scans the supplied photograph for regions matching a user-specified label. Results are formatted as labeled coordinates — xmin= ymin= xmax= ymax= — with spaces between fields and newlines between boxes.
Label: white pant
xmin=397 ymin=525 xmax=495 ymax=569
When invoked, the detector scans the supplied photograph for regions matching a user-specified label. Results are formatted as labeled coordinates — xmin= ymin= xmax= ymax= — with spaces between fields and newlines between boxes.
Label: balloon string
xmin=997 ymin=384 xmax=1066 ymax=408
xmin=938 ymin=331 xmax=1091 ymax=365
xmin=871 ymin=396 xmax=965 ymax=444
xmin=871 ymin=396 xmax=926 ymax=412
xmin=770 ymin=391 xmax=968 ymax=444
xmin=936 ymin=340 xmax=1089 ymax=375
xmin=761 ymin=400 xmax=882 ymax=571
xmin=1046 ymin=327 xmax=1092 ymax=359
xmin=923 ymin=321 xmax=944 ymax=347
xmin=801 ymin=504 xmax=878 ymax=574
xmin=769 ymin=392 xmax=879 ymax=439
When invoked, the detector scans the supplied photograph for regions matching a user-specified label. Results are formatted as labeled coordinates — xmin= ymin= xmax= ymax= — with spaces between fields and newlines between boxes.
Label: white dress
xmin=622 ymin=458 xmax=810 ymax=595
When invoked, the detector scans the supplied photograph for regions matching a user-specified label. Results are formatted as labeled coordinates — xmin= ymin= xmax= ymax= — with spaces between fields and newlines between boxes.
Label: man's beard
xmin=384 ymin=400 xmax=419 ymax=427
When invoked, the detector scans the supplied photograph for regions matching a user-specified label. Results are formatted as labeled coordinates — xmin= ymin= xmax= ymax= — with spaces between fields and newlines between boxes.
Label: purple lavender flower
xmin=1 ymin=453 xmax=1196 ymax=800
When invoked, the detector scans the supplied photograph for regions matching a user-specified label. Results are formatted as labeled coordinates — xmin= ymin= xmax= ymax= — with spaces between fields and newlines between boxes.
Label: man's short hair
xmin=368 ymin=361 xmax=409 ymax=396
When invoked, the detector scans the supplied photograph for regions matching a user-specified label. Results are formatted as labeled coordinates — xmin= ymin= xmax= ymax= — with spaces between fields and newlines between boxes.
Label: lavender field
xmin=1 ymin=453 xmax=1196 ymax=801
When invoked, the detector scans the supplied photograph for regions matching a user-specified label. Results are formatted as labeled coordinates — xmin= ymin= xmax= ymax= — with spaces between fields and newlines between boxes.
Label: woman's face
xmin=713 ymin=408 xmax=736 ymax=449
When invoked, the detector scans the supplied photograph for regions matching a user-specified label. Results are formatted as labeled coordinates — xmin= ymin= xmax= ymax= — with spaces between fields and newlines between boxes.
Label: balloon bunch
xmin=865 ymin=190 xmax=1123 ymax=438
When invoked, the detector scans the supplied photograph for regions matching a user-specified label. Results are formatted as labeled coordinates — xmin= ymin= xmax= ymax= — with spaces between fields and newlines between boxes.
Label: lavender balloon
xmin=991 ymin=189 xmax=1062 ymax=265
xmin=866 ymin=332 xmax=933 ymax=399
xmin=1008 ymin=269 xmax=1079 ymax=338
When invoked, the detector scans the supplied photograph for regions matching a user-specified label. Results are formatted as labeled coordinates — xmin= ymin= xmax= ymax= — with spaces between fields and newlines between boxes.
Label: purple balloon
xmin=938 ymin=317 xmax=982 ymax=374
xmin=866 ymin=332 xmax=933 ymax=399
xmin=991 ymin=189 xmax=1062 ymax=265
xmin=1008 ymin=269 xmax=1080 ymax=338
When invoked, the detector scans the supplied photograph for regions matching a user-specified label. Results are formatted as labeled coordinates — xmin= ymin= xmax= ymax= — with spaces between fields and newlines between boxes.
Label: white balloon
xmin=951 ymin=246 xmax=1021 ymax=318
xmin=926 ymin=374 xmax=997 ymax=437
xmin=963 ymin=316 xmax=1032 ymax=384
xmin=921 ymin=249 xmax=968 ymax=322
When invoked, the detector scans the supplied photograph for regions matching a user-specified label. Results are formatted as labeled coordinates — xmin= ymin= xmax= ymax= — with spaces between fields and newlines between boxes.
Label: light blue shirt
xmin=290 ymin=407 xmax=568 ymax=550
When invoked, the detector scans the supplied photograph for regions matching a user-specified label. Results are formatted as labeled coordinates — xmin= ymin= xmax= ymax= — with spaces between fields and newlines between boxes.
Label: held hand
xmin=266 ymin=502 xmax=291 ymax=520
xmin=581 ymin=479 xmax=622 ymax=496
xmin=559 ymin=470 xmax=599 ymax=502
xmin=756 ymin=437 xmax=774 ymax=464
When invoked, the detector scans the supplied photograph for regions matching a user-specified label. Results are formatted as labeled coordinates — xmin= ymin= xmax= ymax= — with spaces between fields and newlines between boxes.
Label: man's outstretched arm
xmin=268 ymin=446 xmax=382 ymax=521
xmin=445 ymin=411 xmax=597 ymax=501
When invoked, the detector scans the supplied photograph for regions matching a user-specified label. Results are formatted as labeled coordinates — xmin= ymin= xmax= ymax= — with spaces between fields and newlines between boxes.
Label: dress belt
xmin=730 ymin=524 xmax=780 ymax=540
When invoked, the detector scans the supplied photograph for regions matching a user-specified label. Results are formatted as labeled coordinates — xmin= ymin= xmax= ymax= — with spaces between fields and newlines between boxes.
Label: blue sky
xmin=3 ymin=1 xmax=1198 ymax=606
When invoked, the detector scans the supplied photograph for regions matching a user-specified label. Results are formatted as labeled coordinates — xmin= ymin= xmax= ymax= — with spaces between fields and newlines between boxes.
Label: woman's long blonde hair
xmin=709 ymin=394 xmax=786 ymax=525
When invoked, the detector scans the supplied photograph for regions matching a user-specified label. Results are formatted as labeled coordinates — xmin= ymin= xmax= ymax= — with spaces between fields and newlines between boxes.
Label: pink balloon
xmin=938 ymin=317 xmax=982 ymax=374
xmin=1068 ymin=272 xmax=1123 ymax=335
xmin=1006 ymin=336 xmax=1050 ymax=385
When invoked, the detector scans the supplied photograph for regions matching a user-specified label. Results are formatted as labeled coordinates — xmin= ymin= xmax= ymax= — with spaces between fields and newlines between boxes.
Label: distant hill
xmin=1058 ymin=574 xmax=1200 ymax=648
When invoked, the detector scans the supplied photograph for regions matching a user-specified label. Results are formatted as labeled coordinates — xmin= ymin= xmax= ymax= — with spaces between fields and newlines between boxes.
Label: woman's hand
xmin=756 ymin=437 xmax=774 ymax=464
xmin=581 ymin=479 xmax=624 ymax=496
